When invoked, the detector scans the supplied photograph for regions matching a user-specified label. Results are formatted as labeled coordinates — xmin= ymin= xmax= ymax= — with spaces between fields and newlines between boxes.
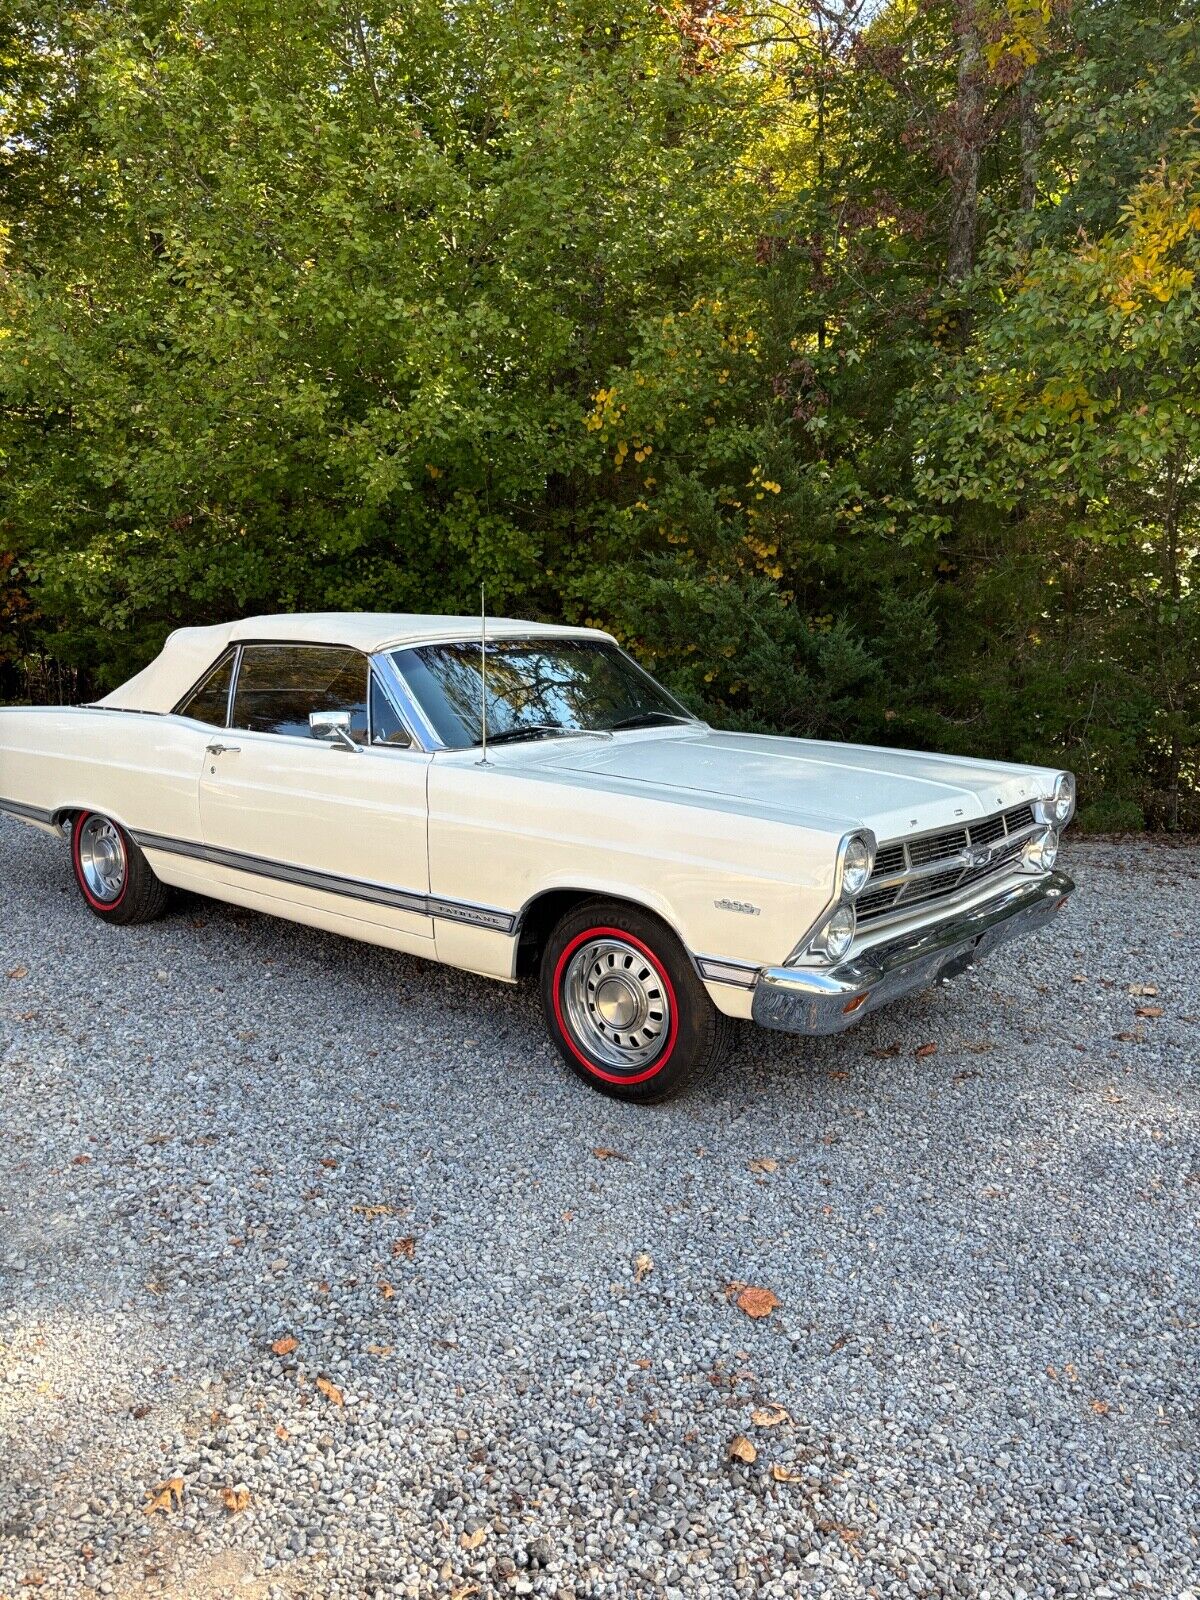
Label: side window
xmin=177 ymin=651 xmax=235 ymax=727
xmin=370 ymin=673 xmax=412 ymax=747
xmin=231 ymin=646 xmax=369 ymax=741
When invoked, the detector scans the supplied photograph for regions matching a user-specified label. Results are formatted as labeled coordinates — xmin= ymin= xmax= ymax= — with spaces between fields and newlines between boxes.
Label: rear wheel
xmin=70 ymin=811 xmax=170 ymax=925
xmin=540 ymin=899 xmax=729 ymax=1103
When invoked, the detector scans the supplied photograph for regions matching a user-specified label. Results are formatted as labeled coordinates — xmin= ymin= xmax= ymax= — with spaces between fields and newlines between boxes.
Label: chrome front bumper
xmin=751 ymin=871 xmax=1074 ymax=1036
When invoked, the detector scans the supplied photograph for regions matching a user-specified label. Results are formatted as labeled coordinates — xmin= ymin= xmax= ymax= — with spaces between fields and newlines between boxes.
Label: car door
xmin=198 ymin=642 xmax=434 ymax=939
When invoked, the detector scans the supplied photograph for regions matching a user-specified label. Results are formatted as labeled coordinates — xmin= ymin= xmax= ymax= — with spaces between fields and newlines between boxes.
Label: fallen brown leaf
xmin=70 ymin=1154 xmax=91 ymax=1166
xmin=748 ymin=1157 xmax=778 ymax=1174
xmin=1135 ymin=1005 xmax=1165 ymax=1018
xmin=914 ymin=1042 xmax=938 ymax=1059
xmin=144 ymin=1478 xmax=184 ymax=1516
xmin=750 ymin=1403 xmax=790 ymax=1427
xmin=270 ymin=1335 xmax=298 ymax=1357
xmin=449 ymin=1584 xmax=480 ymax=1600
xmin=7 ymin=965 xmax=28 ymax=980
xmin=735 ymin=1285 xmax=781 ymax=1320
xmin=728 ymin=1434 xmax=757 ymax=1464
xmin=868 ymin=1043 xmax=901 ymax=1059
xmin=378 ymin=1279 xmax=395 ymax=1299
xmin=319 ymin=1157 xmax=338 ymax=1169
xmin=366 ymin=1343 xmax=393 ymax=1356
xmin=1090 ymin=1398 xmax=1110 ymax=1415
xmin=1113 ymin=1030 xmax=1145 ymax=1043
xmin=220 ymin=1485 xmax=250 ymax=1515
xmin=1128 ymin=983 xmax=1158 ymax=996
xmin=634 ymin=1252 xmax=654 ymax=1283
xmin=459 ymin=1526 xmax=488 ymax=1551
xmin=315 ymin=1376 xmax=343 ymax=1406
xmin=351 ymin=1203 xmax=398 ymax=1218
xmin=592 ymin=1146 xmax=628 ymax=1161
xmin=275 ymin=1423 xmax=289 ymax=1442
xmin=771 ymin=1463 xmax=806 ymax=1483
xmin=391 ymin=1236 xmax=415 ymax=1260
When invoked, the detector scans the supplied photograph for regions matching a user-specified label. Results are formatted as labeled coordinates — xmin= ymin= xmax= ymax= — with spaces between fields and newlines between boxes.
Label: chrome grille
xmin=859 ymin=804 xmax=1039 ymax=926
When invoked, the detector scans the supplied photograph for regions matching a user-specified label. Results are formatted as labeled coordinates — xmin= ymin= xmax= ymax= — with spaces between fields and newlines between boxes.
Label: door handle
xmin=206 ymin=742 xmax=241 ymax=756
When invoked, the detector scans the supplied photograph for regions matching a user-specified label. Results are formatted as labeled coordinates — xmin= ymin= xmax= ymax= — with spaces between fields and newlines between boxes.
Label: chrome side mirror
xmin=310 ymin=709 xmax=360 ymax=751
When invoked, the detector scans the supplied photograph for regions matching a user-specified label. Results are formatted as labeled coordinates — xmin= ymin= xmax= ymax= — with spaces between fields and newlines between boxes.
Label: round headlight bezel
xmin=841 ymin=833 xmax=874 ymax=899
xmin=1025 ymin=826 xmax=1060 ymax=873
xmin=812 ymin=903 xmax=856 ymax=963
xmin=1046 ymin=772 xmax=1075 ymax=827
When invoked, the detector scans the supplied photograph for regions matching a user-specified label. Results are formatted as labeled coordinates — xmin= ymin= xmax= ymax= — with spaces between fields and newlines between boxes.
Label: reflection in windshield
xmin=390 ymin=638 xmax=695 ymax=750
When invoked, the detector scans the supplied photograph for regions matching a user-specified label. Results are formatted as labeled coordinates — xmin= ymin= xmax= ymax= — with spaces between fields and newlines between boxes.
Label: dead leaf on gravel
xmin=728 ymin=1434 xmax=757 ymax=1463
xmin=1113 ymin=1030 xmax=1145 ymax=1043
xmin=7 ymin=965 xmax=28 ymax=980
xmin=748 ymin=1157 xmax=778 ymax=1174
xmin=367 ymin=1343 xmax=393 ymax=1357
xmin=275 ymin=1423 xmax=289 ymax=1442
xmin=735 ymin=1285 xmax=781 ymax=1320
xmin=591 ymin=1146 xmax=629 ymax=1161
xmin=1135 ymin=1005 xmax=1165 ymax=1018
xmin=1090 ymin=1398 xmax=1110 ymax=1415
xmin=771 ymin=1463 xmax=806 ymax=1483
xmin=1128 ymin=983 xmax=1158 ymax=997
xmin=868 ymin=1043 xmax=901 ymax=1059
xmin=70 ymin=1154 xmax=91 ymax=1166
xmin=270 ymin=1335 xmax=298 ymax=1357
xmin=144 ymin=1478 xmax=184 ymax=1516
xmin=315 ymin=1377 xmax=343 ymax=1406
xmin=449 ymin=1584 xmax=480 ymax=1600
xmin=351 ymin=1203 xmax=398 ymax=1218
xmin=319 ymin=1157 xmax=338 ymax=1169
xmin=378 ymin=1280 xmax=395 ymax=1299
xmin=914 ymin=1042 xmax=938 ymax=1059
xmin=750 ymin=1404 xmax=790 ymax=1428
xmin=634 ymin=1252 xmax=654 ymax=1283
xmin=391 ymin=1236 xmax=415 ymax=1259
xmin=459 ymin=1527 xmax=488 ymax=1551
xmin=220 ymin=1485 xmax=251 ymax=1514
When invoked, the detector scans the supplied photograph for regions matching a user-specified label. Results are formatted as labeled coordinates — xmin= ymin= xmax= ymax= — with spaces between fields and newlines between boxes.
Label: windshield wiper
xmin=482 ymin=722 xmax=614 ymax=747
xmin=608 ymin=711 xmax=694 ymax=731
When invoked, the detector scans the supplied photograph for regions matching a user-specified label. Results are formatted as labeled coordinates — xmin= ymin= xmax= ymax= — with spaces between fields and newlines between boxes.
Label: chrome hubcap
xmin=78 ymin=816 xmax=126 ymax=903
xmin=562 ymin=937 xmax=671 ymax=1072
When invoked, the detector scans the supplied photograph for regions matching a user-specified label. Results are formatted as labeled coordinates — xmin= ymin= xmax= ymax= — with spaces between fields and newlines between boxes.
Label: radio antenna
xmin=478 ymin=582 xmax=490 ymax=766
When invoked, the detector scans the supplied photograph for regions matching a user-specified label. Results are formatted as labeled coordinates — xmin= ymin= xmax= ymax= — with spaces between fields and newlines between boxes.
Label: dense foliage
xmin=1 ymin=0 xmax=1196 ymax=826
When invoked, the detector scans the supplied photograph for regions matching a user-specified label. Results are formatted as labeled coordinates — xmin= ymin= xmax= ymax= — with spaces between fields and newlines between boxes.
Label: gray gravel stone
xmin=0 ymin=819 xmax=1197 ymax=1600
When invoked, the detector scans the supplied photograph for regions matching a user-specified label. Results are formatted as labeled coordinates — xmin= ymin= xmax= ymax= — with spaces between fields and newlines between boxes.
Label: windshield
xmin=389 ymin=637 xmax=696 ymax=750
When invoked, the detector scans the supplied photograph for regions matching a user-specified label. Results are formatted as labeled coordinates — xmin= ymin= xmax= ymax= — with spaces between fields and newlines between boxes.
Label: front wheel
xmin=70 ymin=811 xmax=170 ymax=925
xmin=540 ymin=900 xmax=730 ymax=1103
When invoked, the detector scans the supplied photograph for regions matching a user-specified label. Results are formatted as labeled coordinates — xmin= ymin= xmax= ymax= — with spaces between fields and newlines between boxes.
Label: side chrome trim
xmin=0 ymin=797 xmax=55 ymax=826
xmin=695 ymin=955 xmax=759 ymax=990
xmin=132 ymin=830 xmax=517 ymax=933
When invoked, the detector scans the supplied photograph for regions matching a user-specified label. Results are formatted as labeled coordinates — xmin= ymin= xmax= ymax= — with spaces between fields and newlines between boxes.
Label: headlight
xmin=841 ymin=834 xmax=873 ymax=898
xmin=811 ymin=904 xmax=856 ymax=962
xmin=1045 ymin=772 xmax=1075 ymax=826
xmin=1025 ymin=827 xmax=1059 ymax=872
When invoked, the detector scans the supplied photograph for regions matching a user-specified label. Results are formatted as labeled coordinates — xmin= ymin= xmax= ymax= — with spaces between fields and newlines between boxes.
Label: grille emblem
xmin=961 ymin=842 xmax=997 ymax=870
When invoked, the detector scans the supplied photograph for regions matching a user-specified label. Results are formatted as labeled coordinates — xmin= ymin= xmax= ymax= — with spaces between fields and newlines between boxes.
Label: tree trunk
xmin=1019 ymin=74 xmax=1040 ymax=212
xmin=947 ymin=0 xmax=982 ymax=285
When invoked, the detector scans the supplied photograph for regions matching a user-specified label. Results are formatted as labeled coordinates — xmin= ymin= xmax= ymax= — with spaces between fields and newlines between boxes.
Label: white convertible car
xmin=0 ymin=613 xmax=1074 ymax=1101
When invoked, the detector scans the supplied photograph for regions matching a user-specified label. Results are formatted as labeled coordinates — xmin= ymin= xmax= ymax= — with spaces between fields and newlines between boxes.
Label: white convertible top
xmin=97 ymin=612 xmax=611 ymax=714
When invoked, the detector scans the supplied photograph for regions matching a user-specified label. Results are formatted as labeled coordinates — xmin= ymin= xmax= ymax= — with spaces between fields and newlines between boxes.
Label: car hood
xmin=535 ymin=727 xmax=1051 ymax=841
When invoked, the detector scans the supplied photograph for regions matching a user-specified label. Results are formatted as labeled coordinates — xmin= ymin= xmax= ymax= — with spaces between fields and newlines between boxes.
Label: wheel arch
xmin=514 ymin=885 xmax=696 ymax=980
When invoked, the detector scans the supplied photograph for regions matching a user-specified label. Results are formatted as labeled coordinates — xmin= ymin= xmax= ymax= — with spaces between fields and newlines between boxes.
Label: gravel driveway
xmin=1 ymin=816 xmax=1197 ymax=1600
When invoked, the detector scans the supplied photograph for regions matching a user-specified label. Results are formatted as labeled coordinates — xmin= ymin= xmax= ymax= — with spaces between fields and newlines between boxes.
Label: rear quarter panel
xmin=0 ymin=707 xmax=204 ymax=843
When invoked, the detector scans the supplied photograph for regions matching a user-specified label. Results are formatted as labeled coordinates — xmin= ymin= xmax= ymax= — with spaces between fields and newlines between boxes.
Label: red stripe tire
xmin=69 ymin=811 xmax=170 ymax=926
xmin=540 ymin=899 xmax=730 ymax=1103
